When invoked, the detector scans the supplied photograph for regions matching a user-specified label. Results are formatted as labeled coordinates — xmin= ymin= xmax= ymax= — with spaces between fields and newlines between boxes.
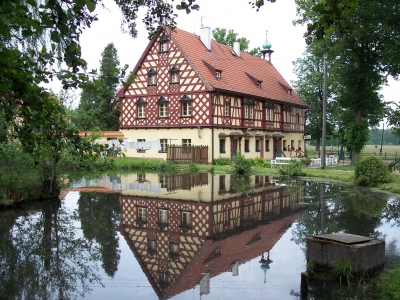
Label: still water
xmin=1 ymin=172 xmax=399 ymax=300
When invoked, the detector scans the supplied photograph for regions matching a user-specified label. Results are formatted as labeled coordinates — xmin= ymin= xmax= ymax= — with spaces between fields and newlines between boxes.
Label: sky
xmin=50 ymin=0 xmax=399 ymax=115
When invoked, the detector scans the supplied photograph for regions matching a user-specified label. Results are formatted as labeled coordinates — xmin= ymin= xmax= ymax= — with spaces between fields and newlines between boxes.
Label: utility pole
xmin=321 ymin=55 xmax=327 ymax=169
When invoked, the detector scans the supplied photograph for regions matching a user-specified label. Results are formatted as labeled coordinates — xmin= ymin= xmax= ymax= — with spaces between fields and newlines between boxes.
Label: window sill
xmin=147 ymin=84 xmax=157 ymax=87
xmin=158 ymin=151 xmax=167 ymax=153
xmin=157 ymin=116 xmax=169 ymax=119
xmin=169 ymin=82 xmax=180 ymax=84
xmin=219 ymin=151 xmax=226 ymax=153
xmin=180 ymin=115 xmax=192 ymax=118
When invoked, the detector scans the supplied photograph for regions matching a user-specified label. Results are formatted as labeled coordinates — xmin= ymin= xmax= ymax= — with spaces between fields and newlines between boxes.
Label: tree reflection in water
xmin=0 ymin=199 xmax=102 ymax=300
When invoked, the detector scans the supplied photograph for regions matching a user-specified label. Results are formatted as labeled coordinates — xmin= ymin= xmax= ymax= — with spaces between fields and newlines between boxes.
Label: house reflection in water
xmin=117 ymin=173 xmax=305 ymax=299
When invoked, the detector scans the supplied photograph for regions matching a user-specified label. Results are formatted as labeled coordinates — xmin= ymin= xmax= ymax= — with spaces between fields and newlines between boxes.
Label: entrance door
xmin=231 ymin=139 xmax=238 ymax=160
xmin=274 ymin=139 xmax=281 ymax=157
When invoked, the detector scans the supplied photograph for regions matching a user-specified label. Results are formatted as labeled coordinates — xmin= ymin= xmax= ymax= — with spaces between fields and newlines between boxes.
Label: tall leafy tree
xmin=76 ymin=43 xmax=126 ymax=131
xmin=295 ymin=0 xmax=400 ymax=163
xmin=212 ymin=28 xmax=261 ymax=57
xmin=292 ymin=45 xmax=337 ymax=153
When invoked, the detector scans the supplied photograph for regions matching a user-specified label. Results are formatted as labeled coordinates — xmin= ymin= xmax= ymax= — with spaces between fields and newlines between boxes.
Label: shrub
xmin=278 ymin=158 xmax=305 ymax=176
xmin=232 ymin=152 xmax=252 ymax=174
xmin=378 ymin=266 xmax=400 ymax=300
xmin=213 ymin=157 xmax=232 ymax=165
xmin=354 ymin=156 xmax=392 ymax=187
xmin=249 ymin=157 xmax=271 ymax=168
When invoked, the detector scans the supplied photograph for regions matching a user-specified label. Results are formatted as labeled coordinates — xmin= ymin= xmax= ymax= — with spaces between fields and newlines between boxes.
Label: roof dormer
xmin=278 ymin=82 xmax=293 ymax=95
xmin=245 ymin=72 xmax=262 ymax=88
xmin=202 ymin=60 xmax=222 ymax=80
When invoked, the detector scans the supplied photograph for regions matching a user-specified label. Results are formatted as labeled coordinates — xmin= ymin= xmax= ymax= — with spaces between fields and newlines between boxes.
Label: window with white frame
xmin=171 ymin=243 xmax=179 ymax=253
xmin=138 ymin=207 xmax=146 ymax=221
xmin=138 ymin=104 xmax=146 ymax=118
xmin=148 ymin=68 xmax=157 ymax=85
xmin=181 ymin=211 xmax=191 ymax=226
xmin=137 ymin=139 xmax=146 ymax=153
xmin=149 ymin=240 xmax=156 ymax=250
xmin=160 ymin=273 xmax=168 ymax=282
xmin=160 ymin=139 xmax=168 ymax=152
xmin=171 ymin=72 xmax=178 ymax=83
xmin=265 ymin=139 xmax=270 ymax=152
xmin=161 ymin=42 xmax=168 ymax=52
xmin=223 ymin=211 xmax=228 ymax=224
xmin=224 ymin=102 xmax=230 ymax=116
xmin=159 ymin=209 xmax=168 ymax=223
xmin=219 ymin=175 xmax=226 ymax=190
xmin=182 ymin=139 xmax=191 ymax=147
xmin=244 ymin=105 xmax=254 ymax=119
xmin=182 ymin=102 xmax=191 ymax=116
xmin=215 ymin=71 xmax=221 ymax=79
xmin=159 ymin=103 xmax=167 ymax=117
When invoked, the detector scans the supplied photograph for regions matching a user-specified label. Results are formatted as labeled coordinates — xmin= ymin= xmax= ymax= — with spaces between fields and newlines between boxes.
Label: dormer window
xmin=169 ymin=66 xmax=179 ymax=84
xmin=215 ymin=71 xmax=221 ymax=79
xmin=202 ymin=60 xmax=222 ymax=80
xmin=245 ymin=72 xmax=263 ymax=88
xmin=159 ymin=34 xmax=169 ymax=52
xmin=278 ymin=81 xmax=293 ymax=95
xmin=148 ymin=68 xmax=157 ymax=86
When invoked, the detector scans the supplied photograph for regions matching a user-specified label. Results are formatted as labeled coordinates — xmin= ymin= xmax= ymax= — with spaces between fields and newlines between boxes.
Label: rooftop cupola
xmin=260 ymin=30 xmax=274 ymax=63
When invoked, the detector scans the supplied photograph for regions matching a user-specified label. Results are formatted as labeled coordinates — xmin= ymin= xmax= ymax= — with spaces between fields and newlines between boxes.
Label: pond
xmin=1 ymin=172 xmax=399 ymax=300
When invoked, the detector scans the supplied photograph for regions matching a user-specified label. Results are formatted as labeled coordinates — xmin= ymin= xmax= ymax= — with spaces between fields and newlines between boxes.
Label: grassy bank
xmin=112 ymin=157 xmax=400 ymax=194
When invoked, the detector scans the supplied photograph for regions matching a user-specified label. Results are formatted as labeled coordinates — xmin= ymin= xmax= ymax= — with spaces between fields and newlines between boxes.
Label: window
xmin=171 ymin=243 xmax=179 ymax=253
xmin=244 ymin=139 xmax=250 ymax=152
xmin=255 ymin=139 xmax=260 ymax=152
xmin=149 ymin=240 xmax=156 ymax=250
xmin=161 ymin=42 xmax=168 ymax=52
xmin=160 ymin=139 xmax=168 ymax=152
xmin=138 ymin=207 xmax=146 ymax=221
xmin=137 ymin=139 xmax=146 ymax=153
xmin=159 ymin=175 xmax=167 ymax=187
xmin=219 ymin=175 xmax=226 ymax=190
xmin=219 ymin=139 xmax=226 ymax=153
xmin=181 ymin=211 xmax=191 ymax=226
xmin=182 ymin=102 xmax=191 ymax=116
xmin=182 ymin=139 xmax=191 ymax=154
xmin=283 ymin=140 xmax=287 ymax=151
xmin=223 ymin=211 xmax=229 ymax=224
xmin=148 ymin=68 xmax=157 ymax=85
xmin=160 ymin=273 xmax=168 ymax=282
xmin=159 ymin=34 xmax=169 ymax=52
xmin=138 ymin=104 xmax=146 ymax=118
xmin=224 ymin=102 xmax=230 ymax=116
xmin=159 ymin=209 xmax=168 ymax=223
xmin=159 ymin=103 xmax=168 ymax=117
xmin=256 ymin=81 xmax=261 ymax=88
xmin=169 ymin=66 xmax=179 ymax=83
xmin=265 ymin=139 xmax=270 ymax=152
xmin=215 ymin=71 xmax=221 ymax=79
xmin=171 ymin=72 xmax=178 ymax=83
xmin=244 ymin=105 xmax=253 ymax=119
xmin=297 ymin=113 xmax=300 ymax=124
xmin=182 ymin=139 xmax=191 ymax=147
xmin=137 ymin=173 xmax=146 ymax=181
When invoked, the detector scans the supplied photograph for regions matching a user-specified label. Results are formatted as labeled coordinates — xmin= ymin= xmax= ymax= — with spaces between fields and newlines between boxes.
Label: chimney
xmin=233 ymin=41 xmax=240 ymax=57
xmin=200 ymin=26 xmax=211 ymax=51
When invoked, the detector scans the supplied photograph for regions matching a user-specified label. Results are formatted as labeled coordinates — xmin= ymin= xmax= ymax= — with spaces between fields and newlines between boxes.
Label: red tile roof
xmin=118 ymin=27 xmax=307 ymax=108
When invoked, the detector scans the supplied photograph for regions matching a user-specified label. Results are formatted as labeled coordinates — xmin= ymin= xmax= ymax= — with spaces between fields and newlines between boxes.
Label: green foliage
xmin=329 ymin=260 xmax=356 ymax=286
xmin=232 ymin=152 xmax=252 ymax=174
xmin=248 ymin=157 xmax=271 ymax=168
xmin=378 ymin=266 xmax=400 ymax=300
xmin=354 ymin=156 xmax=392 ymax=187
xmin=278 ymin=159 xmax=305 ymax=176
xmin=188 ymin=163 xmax=199 ymax=175
xmin=212 ymin=157 xmax=232 ymax=165
xmin=75 ymin=43 xmax=126 ymax=131
xmin=212 ymin=28 xmax=261 ymax=57
xmin=230 ymin=174 xmax=252 ymax=194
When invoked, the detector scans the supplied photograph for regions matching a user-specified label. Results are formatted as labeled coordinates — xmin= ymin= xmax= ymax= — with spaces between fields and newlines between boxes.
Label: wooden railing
xmin=167 ymin=145 xmax=208 ymax=164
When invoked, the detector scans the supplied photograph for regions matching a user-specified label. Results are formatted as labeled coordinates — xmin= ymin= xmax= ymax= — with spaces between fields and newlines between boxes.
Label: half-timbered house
xmin=117 ymin=27 xmax=308 ymax=163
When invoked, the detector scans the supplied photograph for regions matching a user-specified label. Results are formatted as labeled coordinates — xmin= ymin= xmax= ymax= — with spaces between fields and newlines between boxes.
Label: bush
xmin=378 ymin=266 xmax=400 ymax=300
xmin=278 ymin=158 xmax=305 ymax=176
xmin=354 ymin=156 xmax=392 ymax=187
xmin=213 ymin=157 xmax=232 ymax=165
xmin=248 ymin=157 xmax=271 ymax=168
xmin=232 ymin=152 xmax=252 ymax=174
